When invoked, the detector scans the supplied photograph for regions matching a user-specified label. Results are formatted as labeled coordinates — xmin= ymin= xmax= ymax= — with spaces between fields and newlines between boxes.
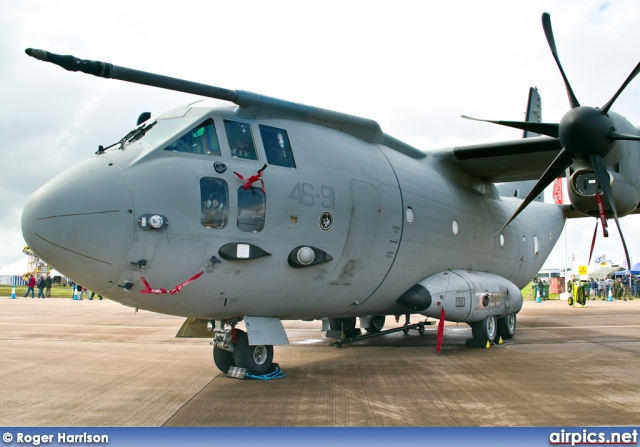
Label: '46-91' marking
xmin=289 ymin=183 xmax=335 ymax=209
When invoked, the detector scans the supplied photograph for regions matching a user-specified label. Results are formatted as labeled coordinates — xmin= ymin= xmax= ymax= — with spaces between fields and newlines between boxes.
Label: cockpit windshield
xmin=165 ymin=119 xmax=221 ymax=156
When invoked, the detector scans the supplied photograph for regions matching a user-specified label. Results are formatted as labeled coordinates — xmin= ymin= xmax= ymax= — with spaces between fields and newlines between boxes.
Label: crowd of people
xmin=532 ymin=273 xmax=639 ymax=302
xmin=20 ymin=274 xmax=102 ymax=300
xmin=22 ymin=273 xmax=53 ymax=298
xmin=569 ymin=274 xmax=638 ymax=301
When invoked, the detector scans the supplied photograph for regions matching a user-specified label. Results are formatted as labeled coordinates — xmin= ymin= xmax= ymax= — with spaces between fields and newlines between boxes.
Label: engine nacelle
xmin=567 ymin=114 xmax=640 ymax=218
xmin=567 ymin=168 xmax=640 ymax=218
xmin=396 ymin=270 xmax=522 ymax=323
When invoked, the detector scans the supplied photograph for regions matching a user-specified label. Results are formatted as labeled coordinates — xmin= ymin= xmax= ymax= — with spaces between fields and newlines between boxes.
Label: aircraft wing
xmin=435 ymin=136 xmax=563 ymax=183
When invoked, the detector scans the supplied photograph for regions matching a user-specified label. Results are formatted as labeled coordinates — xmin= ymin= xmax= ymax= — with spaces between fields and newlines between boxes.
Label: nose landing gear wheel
xmin=233 ymin=330 xmax=274 ymax=376
xmin=213 ymin=346 xmax=235 ymax=373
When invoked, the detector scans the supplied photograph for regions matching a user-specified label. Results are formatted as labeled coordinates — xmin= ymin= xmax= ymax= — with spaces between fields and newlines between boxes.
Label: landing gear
xmin=328 ymin=317 xmax=359 ymax=337
xmin=212 ymin=327 xmax=274 ymax=376
xmin=470 ymin=315 xmax=497 ymax=342
xmin=497 ymin=313 xmax=516 ymax=340
xmin=364 ymin=315 xmax=386 ymax=333
xmin=232 ymin=330 xmax=274 ymax=376
xmin=213 ymin=345 xmax=235 ymax=373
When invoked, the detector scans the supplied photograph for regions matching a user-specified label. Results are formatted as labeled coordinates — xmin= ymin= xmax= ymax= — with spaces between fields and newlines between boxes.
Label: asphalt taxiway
xmin=1 ymin=296 xmax=640 ymax=426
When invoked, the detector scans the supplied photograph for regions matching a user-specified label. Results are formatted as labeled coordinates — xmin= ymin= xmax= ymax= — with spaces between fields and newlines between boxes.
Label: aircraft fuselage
xmin=22 ymin=102 xmax=565 ymax=322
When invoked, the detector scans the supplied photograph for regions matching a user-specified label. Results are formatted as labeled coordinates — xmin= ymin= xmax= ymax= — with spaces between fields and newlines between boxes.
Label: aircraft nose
xmin=21 ymin=156 xmax=134 ymax=291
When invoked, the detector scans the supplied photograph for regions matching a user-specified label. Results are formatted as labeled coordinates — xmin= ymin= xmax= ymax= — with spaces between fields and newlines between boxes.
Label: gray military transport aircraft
xmin=22 ymin=13 xmax=640 ymax=375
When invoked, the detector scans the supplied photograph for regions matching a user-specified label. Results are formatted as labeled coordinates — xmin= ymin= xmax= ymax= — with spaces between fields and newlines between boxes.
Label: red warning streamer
xmin=234 ymin=164 xmax=267 ymax=192
xmin=552 ymin=178 xmax=563 ymax=205
xmin=140 ymin=271 xmax=204 ymax=295
xmin=436 ymin=306 xmax=445 ymax=353
xmin=595 ymin=193 xmax=609 ymax=238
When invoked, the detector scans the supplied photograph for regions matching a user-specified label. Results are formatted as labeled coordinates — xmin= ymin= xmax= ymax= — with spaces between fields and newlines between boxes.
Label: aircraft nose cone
xmin=21 ymin=157 xmax=134 ymax=291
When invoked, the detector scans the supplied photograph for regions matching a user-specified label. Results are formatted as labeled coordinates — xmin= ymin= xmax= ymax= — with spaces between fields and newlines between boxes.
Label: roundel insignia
xmin=319 ymin=212 xmax=333 ymax=231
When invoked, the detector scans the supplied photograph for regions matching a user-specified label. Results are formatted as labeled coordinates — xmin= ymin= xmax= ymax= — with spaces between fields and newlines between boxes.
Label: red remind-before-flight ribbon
xmin=233 ymin=164 xmax=267 ymax=192
xmin=436 ymin=306 xmax=445 ymax=353
xmin=594 ymin=193 xmax=609 ymax=237
xmin=139 ymin=271 xmax=204 ymax=295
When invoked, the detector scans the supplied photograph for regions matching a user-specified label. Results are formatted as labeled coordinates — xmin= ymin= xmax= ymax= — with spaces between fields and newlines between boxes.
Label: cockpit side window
xmin=201 ymin=178 xmax=229 ymax=229
xmin=166 ymin=118 xmax=221 ymax=156
xmin=237 ymin=187 xmax=266 ymax=233
xmin=224 ymin=120 xmax=258 ymax=160
xmin=259 ymin=125 xmax=296 ymax=168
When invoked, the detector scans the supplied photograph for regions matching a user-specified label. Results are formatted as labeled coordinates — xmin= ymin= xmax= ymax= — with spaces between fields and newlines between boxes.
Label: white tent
xmin=0 ymin=257 xmax=29 ymax=285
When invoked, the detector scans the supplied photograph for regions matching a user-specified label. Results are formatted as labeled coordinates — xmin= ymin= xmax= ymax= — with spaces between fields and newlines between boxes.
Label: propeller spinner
xmin=465 ymin=12 xmax=640 ymax=271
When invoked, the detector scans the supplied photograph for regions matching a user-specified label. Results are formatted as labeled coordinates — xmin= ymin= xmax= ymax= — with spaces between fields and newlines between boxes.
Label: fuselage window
xmin=166 ymin=118 xmax=221 ymax=156
xmin=200 ymin=178 xmax=229 ymax=229
xmin=224 ymin=120 xmax=258 ymax=160
xmin=259 ymin=125 xmax=296 ymax=168
xmin=238 ymin=186 xmax=266 ymax=233
xmin=533 ymin=235 xmax=539 ymax=259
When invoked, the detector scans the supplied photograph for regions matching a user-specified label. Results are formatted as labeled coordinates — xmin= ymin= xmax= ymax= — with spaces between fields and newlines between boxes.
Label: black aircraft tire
xmin=365 ymin=315 xmax=386 ymax=333
xmin=233 ymin=330 xmax=274 ymax=376
xmin=497 ymin=313 xmax=516 ymax=340
xmin=213 ymin=346 xmax=235 ymax=374
xmin=341 ymin=317 xmax=357 ymax=332
xmin=470 ymin=315 xmax=497 ymax=342
xmin=328 ymin=318 xmax=342 ymax=331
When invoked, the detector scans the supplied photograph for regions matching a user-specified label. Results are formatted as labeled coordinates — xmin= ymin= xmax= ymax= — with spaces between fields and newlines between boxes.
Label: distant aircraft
xmin=22 ymin=13 xmax=640 ymax=375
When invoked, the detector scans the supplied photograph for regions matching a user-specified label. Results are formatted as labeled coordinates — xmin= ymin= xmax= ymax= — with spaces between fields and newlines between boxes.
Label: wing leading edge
xmin=443 ymin=136 xmax=563 ymax=183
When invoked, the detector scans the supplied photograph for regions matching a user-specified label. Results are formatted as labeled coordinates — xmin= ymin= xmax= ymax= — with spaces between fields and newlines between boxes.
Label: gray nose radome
xmin=21 ymin=157 xmax=134 ymax=291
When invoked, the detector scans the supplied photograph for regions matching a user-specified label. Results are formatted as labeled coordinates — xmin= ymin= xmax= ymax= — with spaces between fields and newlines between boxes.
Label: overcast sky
xmin=1 ymin=0 xmax=639 ymax=273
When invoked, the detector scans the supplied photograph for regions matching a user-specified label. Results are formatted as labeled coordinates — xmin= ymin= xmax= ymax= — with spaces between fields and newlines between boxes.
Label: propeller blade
xmin=498 ymin=148 xmax=573 ymax=234
xmin=613 ymin=217 xmax=632 ymax=276
xmin=461 ymin=116 xmax=559 ymax=138
xmin=588 ymin=221 xmax=598 ymax=265
xmin=589 ymin=153 xmax=631 ymax=272
xmin=608 ymin=130 xmax=640 ymax=142
xmin=542 ymin=13 xmax=580 ymax=109
xmin=601 ymin=60 xmax=640 ymax=114
xmin=590 ymin=154 xmax=617 ymax=220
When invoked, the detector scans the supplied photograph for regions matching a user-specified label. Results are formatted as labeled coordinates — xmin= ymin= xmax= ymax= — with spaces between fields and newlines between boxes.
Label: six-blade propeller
xmin=465 ymin=12 xmax=640 ymax=271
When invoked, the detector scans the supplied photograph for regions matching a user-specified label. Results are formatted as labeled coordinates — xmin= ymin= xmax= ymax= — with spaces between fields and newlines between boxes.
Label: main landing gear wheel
xmin=470 ymin=315 xmax=497 ymax=342
xmin=365 ymin=315 xmax=386 ymax=333
xmin=213 ymin=346 xmax=235 ymax=374
xmin=233 ymin=330 xmax=274 ymax=376
xmin=329 ymin=317 xmax=359 ymax=337
xmin=497 ymin=313 xmax=516 ymax=340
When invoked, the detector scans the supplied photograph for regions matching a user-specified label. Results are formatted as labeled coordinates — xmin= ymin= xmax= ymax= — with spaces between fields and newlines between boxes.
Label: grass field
xmin=521 ymin=281 xmax=561 ymax=300
xmin=0 ymin=284 xmax=79 ymax=298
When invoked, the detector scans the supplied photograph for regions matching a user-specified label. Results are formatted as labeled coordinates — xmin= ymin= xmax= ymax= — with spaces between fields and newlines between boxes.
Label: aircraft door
xmin=330 ymin=180 xmax=379 ymax=285
xmin=328 ymin=179 xmax=399 ymax=308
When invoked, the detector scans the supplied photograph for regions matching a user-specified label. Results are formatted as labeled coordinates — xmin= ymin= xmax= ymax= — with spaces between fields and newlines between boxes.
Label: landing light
xmin=222 ymin=322 xmax=233 ymax=333
xmin=296 ymin=247 xmax=315 ymax=265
